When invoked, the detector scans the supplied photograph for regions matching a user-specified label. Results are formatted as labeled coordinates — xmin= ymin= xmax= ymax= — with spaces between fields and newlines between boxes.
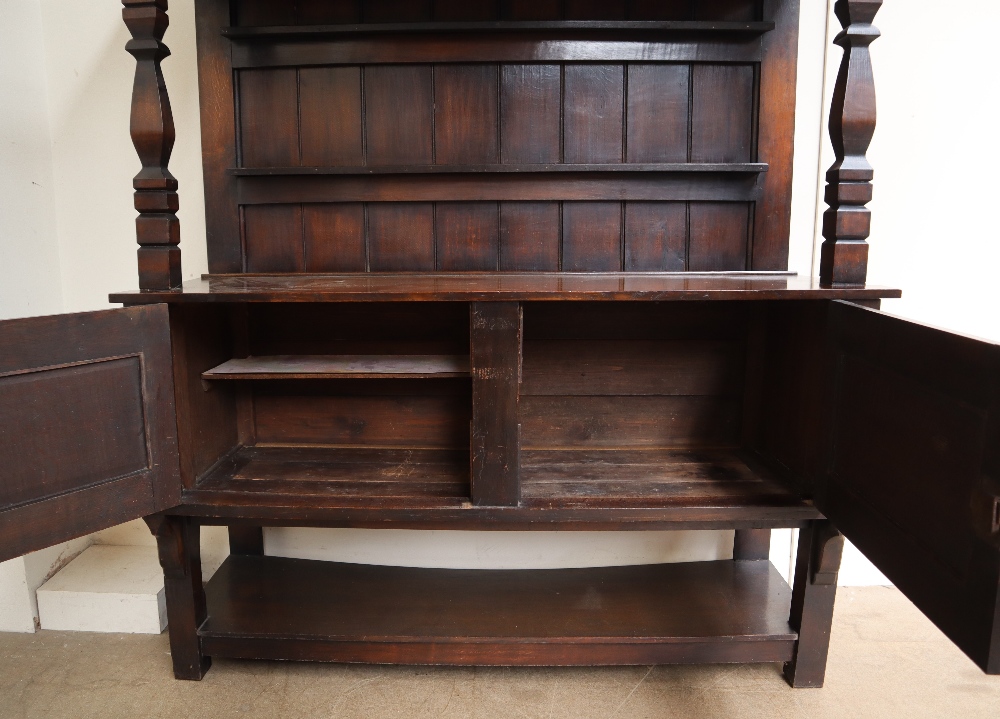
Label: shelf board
xmin=223 ymin=20 xmax=776 ymax=41
xmin=201 ymin=555 xmax=796 ymax=666
xmin=203 ymin=354 xmax=470 ymax=381
xmin=229 ymin=163 xmax=769 ymax=177
xmin=111 ymin=273 xmax=903 ymax=305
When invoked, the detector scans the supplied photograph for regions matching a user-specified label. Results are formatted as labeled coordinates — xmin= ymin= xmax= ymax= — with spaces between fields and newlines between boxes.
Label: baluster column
xmin=819 ymin=0 xmax=881 ymax=287
xmin=123 ymin=0 xmax=182 ymax=290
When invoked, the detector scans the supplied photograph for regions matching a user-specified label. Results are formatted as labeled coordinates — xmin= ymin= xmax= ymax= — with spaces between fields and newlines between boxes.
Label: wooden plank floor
xmin=199 ymin=556 xmax=797 ymax=666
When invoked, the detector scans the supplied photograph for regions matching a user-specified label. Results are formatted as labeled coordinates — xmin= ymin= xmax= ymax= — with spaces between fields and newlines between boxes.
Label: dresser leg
xmin=145 ymin=515 xmax=212 ymax=680
xmin=784 ymin=520 xmax=844 ymax=688
xmin=228 ymin=526 xmax=264 ymax=555
xmin=733 ymin=528 xmax=771 ymax=560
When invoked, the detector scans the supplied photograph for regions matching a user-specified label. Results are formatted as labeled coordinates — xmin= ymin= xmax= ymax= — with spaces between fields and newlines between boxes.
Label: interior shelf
xmin=222 ymin=21 xmax=777 ymax=40
xmin=202 ymin=355 xmax=470 ymax=381
xmin=229 ymin=163 xmax=769 ymax=177
xmin=200 ymin=555 xmax=797 ymax=666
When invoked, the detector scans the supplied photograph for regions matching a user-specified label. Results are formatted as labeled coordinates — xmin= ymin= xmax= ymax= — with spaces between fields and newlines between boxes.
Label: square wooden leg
xmin=783 ymin=520 xmax=844 ymax=688
xmin=145 ymin=515 xmax=212 ymax=680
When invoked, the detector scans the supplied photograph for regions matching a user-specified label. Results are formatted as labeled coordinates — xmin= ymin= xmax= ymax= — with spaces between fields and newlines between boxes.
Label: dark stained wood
xmin=364 ymin=66 xmax=434 ymax=165
xmin=302 ymin=203 xmax=367 ymax=272
xmin=243 ymin=204 xmax=303 ymax=272
xmin=820 ymin=0 xmax=881 ymax=286
xmin=203 ymin=355 xmax=471 ymax=380
xmin=499 ymin=202 xmax=560 ymax=270
xmin=819 ymin=301 xmax=1000 ymax=674
xmin=691 ymin=64 xmax=755 ymax=163
xmin=145 ymin=515 xmax=211 ymax=680
xmin=624 ymin=202 xmax=687 ymax=271
xmin=435 ymin=65 xmax=499 ymax=165
xmin=734 ymin=528 xmax=772 ymax=560
xmin=367 ymin=203 xmax=435 ymax=270
xmin=500 ymin=65 xmax=561 ymax=164
xmin=470 ymin=302 xmax=522 ymax=506
xmin=234 ymin=0 xmax=295 ymax=26
xmin=238 ymin=69 xmax=299 ymax=167
xmin=784 ymin=520 xmax=844 ymax=687
xmin=626 ymin=64 xmax=689 ymax=163
xmin=299 ymin=67 xmax=364 ymax=166
xmin=435 ymin=0 xmax=499 ymax=21
xmin=436 ymin=202 xmax=500 ymax=270
xmin=123 ymin=0 xmax=182 ymax=290
xmin=228 ymin=526 xmax=265 ymax=556
xmin=564 ymin=65 xmax=624 ymax=164
xmin=364 ymin=0 xmax=433 ymax=22
xmin=232 ymin=163 xmax=768 ymax=176
xmin=689 ymin=202 xmax=750 ymax=271
xmin=0 ymin=306 xmax=181 ymax=564
xmin=295 ymin=0 xmax=362 ymax=25
xmin=111 ymin=274 xmax=902 ymax=305
xmin=200 ymin=555 xmax=797 ymax=665
xmin=562 ymin=202 xmax=622 ymax=271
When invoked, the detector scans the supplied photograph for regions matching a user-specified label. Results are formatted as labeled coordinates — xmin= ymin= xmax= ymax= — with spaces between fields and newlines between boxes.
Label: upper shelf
xmin=203 ymin=355 xmax=470 ymax=381
xmin=230 ymin=164 xmax=769 ymax=177
xmin=111 ymin=273 xmax=903 ymax=305
xmin=222 ymin=21 xmax=777 ymax=41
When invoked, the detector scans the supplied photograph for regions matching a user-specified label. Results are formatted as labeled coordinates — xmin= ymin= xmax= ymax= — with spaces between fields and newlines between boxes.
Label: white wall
xmin=3 ymin=0 xmax=998 ymax=624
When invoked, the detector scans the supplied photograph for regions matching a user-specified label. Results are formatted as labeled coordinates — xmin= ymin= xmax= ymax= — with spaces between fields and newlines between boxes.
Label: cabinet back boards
xmin=3 ymin=0 xmax=1000 ymax=690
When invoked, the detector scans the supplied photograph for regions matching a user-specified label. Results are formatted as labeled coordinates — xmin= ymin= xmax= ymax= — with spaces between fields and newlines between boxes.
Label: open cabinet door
xmin=821 ymin=301 xmax=1000 ymax=672
xmin=0 ymin=305 xmax=180 ymax=563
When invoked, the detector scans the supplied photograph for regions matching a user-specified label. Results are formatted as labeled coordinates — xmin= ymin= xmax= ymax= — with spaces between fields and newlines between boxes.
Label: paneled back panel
xmin=197 ymin=0 xmax=796 ymax=274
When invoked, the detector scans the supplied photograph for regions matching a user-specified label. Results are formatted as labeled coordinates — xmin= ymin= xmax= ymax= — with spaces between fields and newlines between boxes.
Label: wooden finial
xmin=819 ymin=0 xmax=882 ymax=287
xmin=123 ymin=0 xmax=181 ymax=290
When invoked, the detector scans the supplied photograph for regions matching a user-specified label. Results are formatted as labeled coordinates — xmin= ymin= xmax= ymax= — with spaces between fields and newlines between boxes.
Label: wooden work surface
xmin=199 ymin=555 xmax=797 ymax=666
xmin=111 ymin=273 xmax=901 ymax=304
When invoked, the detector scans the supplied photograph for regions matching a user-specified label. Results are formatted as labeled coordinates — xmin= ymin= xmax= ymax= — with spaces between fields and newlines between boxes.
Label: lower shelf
xmin=199 ymin=556 xmax=797 ymax=666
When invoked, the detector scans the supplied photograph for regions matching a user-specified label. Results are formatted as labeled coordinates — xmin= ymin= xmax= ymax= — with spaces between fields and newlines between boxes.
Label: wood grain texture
xmin=436 ymin=202 xmax=500 ymax=270
xmin=367 ymin=203 xmax=435 ymax=270
xmin=239 ymin=69 xmax=299 ymax=167
xmin=500 ymin=65 xmax=561 ymax=163
xmin=499 ymin=202 xmax=560 ymax=270
xmin=365 ymin=66 xmax=434 ymax=165
xmin=562 ymin=202 xmax=622 ymax=271
xmin=691 ymin=64 xmax=755 ymax=163
xmin=299 ymin=67 xmax=364 ymax=167
xmin=689 ymin=202 xmax=750 ymax=271
xmin=626 ymin=64 xmax=689 ymax=163
xmin=204 ymin=355 xmax=471 ymax=380
xmin=303 ymin=203 xmax=366 ymax=272
xmin=624 ymin=202 xmax=687 ymax=271
xmin=243 ymin=204 xmax=304 ymax=272
xmin=435 ymin=65 xmax=499 ymax=165
xmin=564 ymin=65 xmax=625 ymax=164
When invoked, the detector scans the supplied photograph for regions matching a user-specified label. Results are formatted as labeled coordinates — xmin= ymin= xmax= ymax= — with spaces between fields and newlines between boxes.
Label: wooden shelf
xmin=203 ymin=355 xmax=470 ymax=381
xmin=111 ymin=273 xmax=903 ymax=305
xmin=200 ymin=555 xmax=796 ymax=666
xmin=223 ymin=21 xmax=777 ymax=40
xmin=229 ymin=163 xmax=769 ymax=177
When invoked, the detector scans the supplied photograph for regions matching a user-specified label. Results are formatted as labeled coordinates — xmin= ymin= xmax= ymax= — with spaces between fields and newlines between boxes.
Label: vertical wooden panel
xmin=500 ymin=202 xmax=560 ymax=270
xmin=244 ymin=205 xmax=304 ymax=272
xmin=626 ymin=65 xmax=689 ymax=163
xmin=435 ymin=65 xmax=499 ymax=165
xmin=628 ymin=0 xmax=692 ymax=20
xmin=471 ymin=302 xmax=522 ymax=507
xmin=434 ymin=0 xmax=500 ymax=20
xmin=691 ymin=65 xmax=755 ymax=163
xmin=563 ymin=202 xmax=622 ymax=271
xmin=364 ymin=0 xmax=433 ymax=22
xmin=236 ymin=0 xmax=295 ymax=26
xmin=625 ymin=202 xmax=686 ymax=271
xmin=565 ymin=0 xmax=625 ymax=19
xmin=303 ymin=204 xmax=366 ymax=271
xmin=365 ymin=66 xmax=434 ymax=165
xmin=689 ymin=202 xmax=749 ymax=271
xmin=564 ymin=65 xmax=625 ymax=164
xmin=500 ymin=65 xmax=561 ymax=164
xmin=436 ymin=203 xmax=499 ymax=270
xmin=300 ymin=67 xmax=364 ymax=167
xmin=368 ymin=203 xmax=435 ymax=270
xmin=504 ymin=0 xmax=561 ymax=20
xmin=696 ymin=0 xmax=758 ymax=21
xmin=296 ymin=0 xmax=362 ymax=24
xmin=240 ymin=69 xmax=299 ymax=167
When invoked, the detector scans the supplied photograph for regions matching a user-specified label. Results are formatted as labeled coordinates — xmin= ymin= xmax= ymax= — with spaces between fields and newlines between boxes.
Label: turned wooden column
xmin=819 ymin=0 xmax=881 ymax=287
xmin=123 ymin=0 xmax=182 ymax=290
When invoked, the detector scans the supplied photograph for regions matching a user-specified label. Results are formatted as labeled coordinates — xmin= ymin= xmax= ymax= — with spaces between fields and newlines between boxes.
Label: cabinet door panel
xmin=0 ymin=306 xmax=180 ymax=563
xmin=822 ymin=301 xmax=1000 ymax=673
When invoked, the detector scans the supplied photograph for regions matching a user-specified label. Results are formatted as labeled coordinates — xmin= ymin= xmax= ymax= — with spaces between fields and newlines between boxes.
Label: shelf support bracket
xmin=819 ymin=0 xmax=881 ymax=287
xmin=123 ymin=0 xmax=182 ymax=290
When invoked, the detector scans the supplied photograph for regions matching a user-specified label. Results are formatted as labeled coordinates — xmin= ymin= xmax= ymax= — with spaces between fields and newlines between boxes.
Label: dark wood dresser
xmin=3 ymin=0 xmax=999 ymax=689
